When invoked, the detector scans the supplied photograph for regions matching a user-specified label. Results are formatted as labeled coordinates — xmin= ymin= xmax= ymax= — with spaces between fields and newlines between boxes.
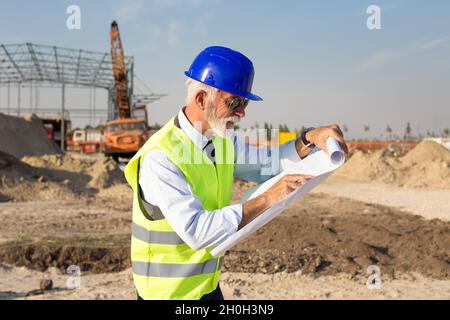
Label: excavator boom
xmin=110 ymin=20 xmax=131 ymax=119
xmin=104 ymin=20 xmax=148 ymax=161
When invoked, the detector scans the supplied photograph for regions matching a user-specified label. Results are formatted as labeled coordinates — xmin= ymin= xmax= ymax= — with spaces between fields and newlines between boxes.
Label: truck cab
xmin=103 ymin=117 xmax=149 ymax=161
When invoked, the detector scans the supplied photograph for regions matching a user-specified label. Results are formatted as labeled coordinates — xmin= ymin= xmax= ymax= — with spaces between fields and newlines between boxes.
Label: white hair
xmin=185 ymin=78 xmax=218 ymax=106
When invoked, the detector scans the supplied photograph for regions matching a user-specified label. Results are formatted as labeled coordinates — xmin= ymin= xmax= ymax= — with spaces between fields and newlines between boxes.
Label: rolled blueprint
xmin=211 ymin=137 xmax=345 ymax=257
xmin=326 ymin=137 xmax=345 ymax=166
xmin=242 ymin=137 xmax=344 ymax=201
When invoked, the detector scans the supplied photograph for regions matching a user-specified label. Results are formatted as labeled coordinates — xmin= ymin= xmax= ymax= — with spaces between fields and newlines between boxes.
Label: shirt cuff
xmin=279 ymin=139 xmax=302 ymax=171
xmin=221 ymin=203 xmax=243 ymax=237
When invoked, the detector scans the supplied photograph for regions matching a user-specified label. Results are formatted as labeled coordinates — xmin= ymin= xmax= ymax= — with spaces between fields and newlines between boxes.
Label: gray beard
xmin=205 ymin=100 xmax=240 ymax=138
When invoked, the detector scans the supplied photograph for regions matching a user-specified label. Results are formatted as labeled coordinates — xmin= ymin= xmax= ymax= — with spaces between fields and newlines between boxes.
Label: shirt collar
xmin=178 ymin=107 xmax=211 ymax=150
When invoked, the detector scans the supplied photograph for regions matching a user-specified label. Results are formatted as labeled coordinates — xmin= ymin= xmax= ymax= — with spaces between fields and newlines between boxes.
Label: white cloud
xmin=354 ymin=35 xmax=449 ymax=73
xmin=418 ymin=36 xmax=449 ymax=51
xmin=355 ymin=50 xmax=397 ymax=72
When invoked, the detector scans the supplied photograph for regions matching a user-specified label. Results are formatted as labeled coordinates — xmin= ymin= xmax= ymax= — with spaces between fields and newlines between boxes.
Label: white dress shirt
xmin=139 ymin=107 xmax=302 ymax=250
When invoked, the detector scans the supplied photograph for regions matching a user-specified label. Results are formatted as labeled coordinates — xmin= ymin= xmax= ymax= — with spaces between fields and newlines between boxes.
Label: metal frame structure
xmin=0 ymin=43 xmax=166 ymax=150
xmin=0 ymin=43 xmax=132 ymax=88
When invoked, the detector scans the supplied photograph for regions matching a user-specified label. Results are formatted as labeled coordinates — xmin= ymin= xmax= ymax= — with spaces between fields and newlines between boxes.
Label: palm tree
xmin=343 ymin=125 xmax=349 ymax=134
xmin=279 ymin=123 xmax=290 ymax=132
xmin=296 ymin=126 xmax=305 ymax=138
xmin=443 ymin=128 xmax=449 ymax=138
xmin=95 ymin=124 xmax=105 ymax=131
xmin=386 ymin=125 xmax=392 ymax=140
xmin=404 ymin=122 xmax=412 ymax=140
xmin=150 ymin=123 xmax=162 ymax=130
xmin=264 ymin=122 xmax=273 ymax=140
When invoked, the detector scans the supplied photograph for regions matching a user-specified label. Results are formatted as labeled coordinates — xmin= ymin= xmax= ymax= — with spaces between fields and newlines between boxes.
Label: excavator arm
xmin=110 ymin=20 xmax=131 ymax=119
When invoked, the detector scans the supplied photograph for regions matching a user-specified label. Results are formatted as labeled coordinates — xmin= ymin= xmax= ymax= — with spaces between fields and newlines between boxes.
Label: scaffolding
xmin=0 ymin=43 xmax=166 ymax=150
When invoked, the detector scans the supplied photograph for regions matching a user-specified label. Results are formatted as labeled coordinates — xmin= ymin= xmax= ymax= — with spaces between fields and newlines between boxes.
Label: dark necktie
xmin=203 ymin=139 xmax=216 ymax=164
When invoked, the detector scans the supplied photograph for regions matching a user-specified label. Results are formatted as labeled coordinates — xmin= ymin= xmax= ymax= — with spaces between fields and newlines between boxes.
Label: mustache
xmin=223 ymin=115 xmax=241 ymax=123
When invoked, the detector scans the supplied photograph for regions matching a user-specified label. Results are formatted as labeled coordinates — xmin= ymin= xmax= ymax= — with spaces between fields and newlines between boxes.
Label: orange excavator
xmin=103 ymin=21 xmax=150 ymax=161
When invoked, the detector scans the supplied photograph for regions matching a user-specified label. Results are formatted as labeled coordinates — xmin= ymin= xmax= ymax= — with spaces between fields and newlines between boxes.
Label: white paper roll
xmin=326 ymin=137 xmax=345 ymax=166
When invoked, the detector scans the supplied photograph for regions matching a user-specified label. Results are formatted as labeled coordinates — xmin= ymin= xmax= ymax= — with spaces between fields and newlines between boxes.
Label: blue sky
xmin=0 ymin=0 xmax=449 ymax=138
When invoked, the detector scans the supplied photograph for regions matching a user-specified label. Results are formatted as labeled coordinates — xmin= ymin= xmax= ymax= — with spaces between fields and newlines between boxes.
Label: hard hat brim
xmin=243 ymin=92 xmax=263 ymax=102
xmin=184 ymin=72 xmax=263 ymax=102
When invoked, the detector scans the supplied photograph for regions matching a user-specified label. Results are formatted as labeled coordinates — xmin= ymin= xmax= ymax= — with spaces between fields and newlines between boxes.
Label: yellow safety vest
xmin=124 ymin=116 xmax=234 ymax=300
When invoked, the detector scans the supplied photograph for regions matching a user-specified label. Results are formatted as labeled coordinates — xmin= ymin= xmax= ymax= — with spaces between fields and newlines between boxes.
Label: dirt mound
xmin=334 ymin=141 xmax=450 ymax=189
xmin=21 ymin=154 xmax=93 ymax=173
xmin=0 ymin=150 xmax=34 ymax=177
xmin=1 ymin=152 xmax=125 ymax=202
xmin=88 ymin=156 xmax=126 ymax=189
xmin=403 ymin=140 xmax=450 ymax=164
xmin=335 ymin=150 xmax=399 ymax=184
xmin=21 ymin=154 xmax=125 ymax=190
xmin=0 ymin=113 xmax=60 ymax=158
xmin=0 ymin=151 xmax=80 ymax=202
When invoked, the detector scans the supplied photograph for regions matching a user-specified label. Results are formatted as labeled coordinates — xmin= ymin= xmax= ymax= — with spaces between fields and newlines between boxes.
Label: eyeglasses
xmin=203 ymin=90 xmax=249 ymax=111
xmin=226 ymin=96 xmax=249 ymax=111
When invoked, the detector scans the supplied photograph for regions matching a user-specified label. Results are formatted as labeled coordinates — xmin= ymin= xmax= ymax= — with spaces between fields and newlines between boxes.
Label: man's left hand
xmin=305 ymin=125 xmax=349 ymax=154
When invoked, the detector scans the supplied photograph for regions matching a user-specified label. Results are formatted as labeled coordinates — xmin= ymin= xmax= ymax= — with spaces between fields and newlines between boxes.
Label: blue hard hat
xmin=184 ymin=46 xmax=263 ymax=101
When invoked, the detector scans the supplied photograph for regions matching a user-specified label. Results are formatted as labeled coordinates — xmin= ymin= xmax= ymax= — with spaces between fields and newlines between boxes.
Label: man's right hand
xmin=240 ymin=174 xmax=314 ymax=229
xmin=264 ymin=174 xmax=315 ymax=206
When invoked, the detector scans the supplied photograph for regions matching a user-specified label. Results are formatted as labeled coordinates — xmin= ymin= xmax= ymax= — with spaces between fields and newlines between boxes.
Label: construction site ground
xmin=1 ymin=175 xmax=449 ymax=299
xmin=0 ymin=123 xmax=449 ymax=299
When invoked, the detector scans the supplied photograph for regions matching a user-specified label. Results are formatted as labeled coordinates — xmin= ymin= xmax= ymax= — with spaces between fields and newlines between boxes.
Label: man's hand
xmin=264 ymin=174 xmax=315 ymax=206
xmin=305 ymin=124 xmax=349 ymax=155
xmin=240 ymin=174 xmax=314 ymax=229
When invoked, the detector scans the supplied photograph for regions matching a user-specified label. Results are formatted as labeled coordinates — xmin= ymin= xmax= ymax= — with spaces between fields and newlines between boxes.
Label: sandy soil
xmin=0 ymin=193 xmax=131 ymax=245
xmin=1 ymin=190 xmax=448 ymax=279
xmin=2 ymin=265 xmax=449 ymax=300
xmin=0 ymin=180 xmax=448 ymax=300
xmin=315 ymin=177 xmax=450 ymax=221
xmin=334 ymin=141 xmax=450 ymax=190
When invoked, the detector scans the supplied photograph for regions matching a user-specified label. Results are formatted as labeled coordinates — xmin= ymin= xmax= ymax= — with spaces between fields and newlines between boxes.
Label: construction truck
xmin=42 ymin=116 xmax=72 ymax=150
xmin=72 ymin=129 xmax=104 ymax=154
xmin=103 ymin=104 xmax=150 ymax=160
xmin=103 ymin=21 xmax=149 ymax=161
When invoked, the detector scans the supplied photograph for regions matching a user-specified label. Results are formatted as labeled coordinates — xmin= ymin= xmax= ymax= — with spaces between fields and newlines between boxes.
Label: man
xmin=124 ymin=46 xmax=347 ymax=300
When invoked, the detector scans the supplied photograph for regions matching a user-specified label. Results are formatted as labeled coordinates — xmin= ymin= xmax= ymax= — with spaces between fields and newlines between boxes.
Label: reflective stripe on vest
xmin=132 ymin=257 xmax=222 ymax=278
xmin=132 ymin=222 xmax=185 ymax=245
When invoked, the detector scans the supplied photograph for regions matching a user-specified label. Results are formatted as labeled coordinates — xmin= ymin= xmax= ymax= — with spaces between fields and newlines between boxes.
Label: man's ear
xmin=195 ymin=90 xmax=206 ymax=111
